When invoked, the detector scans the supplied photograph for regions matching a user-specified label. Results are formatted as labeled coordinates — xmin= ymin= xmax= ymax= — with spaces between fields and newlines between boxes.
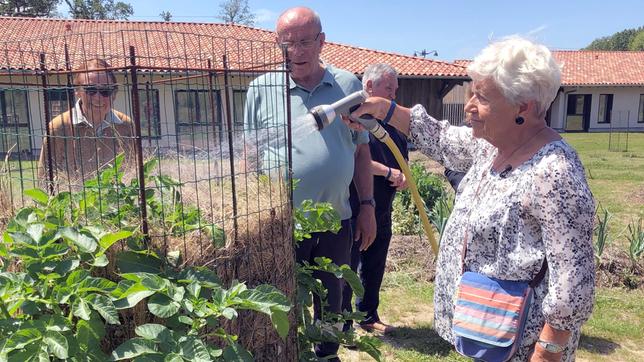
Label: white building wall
xmin=551 ymin=86 xmax=644 ymax=132
xmin=2 ymin=72 xmax=256 ymax=156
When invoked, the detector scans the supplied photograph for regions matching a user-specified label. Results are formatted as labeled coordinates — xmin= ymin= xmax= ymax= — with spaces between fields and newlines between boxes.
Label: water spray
xmin=308 ymin=91 xmax=440 ymax=257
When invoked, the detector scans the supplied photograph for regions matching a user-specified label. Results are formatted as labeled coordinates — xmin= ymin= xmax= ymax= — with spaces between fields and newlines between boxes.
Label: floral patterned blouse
xmin=409 ymin=105 xmax=596 ymax=361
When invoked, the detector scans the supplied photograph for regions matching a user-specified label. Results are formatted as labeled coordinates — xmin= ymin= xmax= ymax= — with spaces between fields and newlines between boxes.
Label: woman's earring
xmin=515 ymin=116 xmax=525 ymax=125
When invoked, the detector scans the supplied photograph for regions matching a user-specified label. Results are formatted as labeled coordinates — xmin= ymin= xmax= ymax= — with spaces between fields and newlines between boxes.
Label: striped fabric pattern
xmin=453 ymin=272 xmax=532 ymax=348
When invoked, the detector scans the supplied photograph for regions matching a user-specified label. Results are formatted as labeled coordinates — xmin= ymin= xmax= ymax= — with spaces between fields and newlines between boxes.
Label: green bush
xmin=392 ymin=162 xmax=446 ymax=235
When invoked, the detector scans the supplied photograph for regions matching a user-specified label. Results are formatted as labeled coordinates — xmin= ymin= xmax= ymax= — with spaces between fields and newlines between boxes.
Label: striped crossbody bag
xmin=451 ymin=161 xmax=548 ymax=361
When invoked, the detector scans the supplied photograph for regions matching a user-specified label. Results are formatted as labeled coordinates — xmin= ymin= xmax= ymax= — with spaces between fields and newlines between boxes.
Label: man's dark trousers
xmin=296 ymin=219 xmax=352 ymax=359
xmin=343 ymin=214 xmax=393 ymax=325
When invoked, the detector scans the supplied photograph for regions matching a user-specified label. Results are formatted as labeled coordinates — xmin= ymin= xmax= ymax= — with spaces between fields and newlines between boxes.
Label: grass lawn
xmin=562 ymin=133 xmax=644 ymax=245
xmin=341 ymin=132 xmax=644 ymax=361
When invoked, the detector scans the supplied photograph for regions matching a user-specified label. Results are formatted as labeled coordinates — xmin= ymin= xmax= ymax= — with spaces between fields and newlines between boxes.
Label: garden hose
xmin=307 ymin=91 xmax=440 ymax=257
xmin=370 ymin=126 xmax=440 ymax=257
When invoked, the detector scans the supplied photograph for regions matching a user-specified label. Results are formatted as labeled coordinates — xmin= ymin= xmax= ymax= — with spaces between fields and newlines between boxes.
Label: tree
xmin=629 ymin=31 xmax=644 ymax=51
xmin=159 ymin=10 xmax=171 ymax=22
xmin=584 ymin=26 xmax=644 ymax=50
xmin=0 ymin=0 xmax=60 ymax=17
xmin=217 ymin=0 xmax=254 ymax=26
xmin=64 ymin=0 xmax=133 ymax=20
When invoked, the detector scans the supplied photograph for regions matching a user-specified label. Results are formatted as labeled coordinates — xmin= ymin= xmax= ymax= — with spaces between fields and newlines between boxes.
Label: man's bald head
xmin=276 ymin=7 xmax=322 ymax=34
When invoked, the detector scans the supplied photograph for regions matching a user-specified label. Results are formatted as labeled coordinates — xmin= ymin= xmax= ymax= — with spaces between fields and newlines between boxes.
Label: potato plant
xmin=0 ymin=157 xmax=290 ymax=361
xmin=294 ymin=201 xmax=382 ymax=361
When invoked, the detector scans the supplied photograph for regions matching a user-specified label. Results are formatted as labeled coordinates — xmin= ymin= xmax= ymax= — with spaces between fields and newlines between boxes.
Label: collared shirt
xmin=38 ymin=104 xmax=134 ymax=180
xmin=244 ymin=64 xmax=369 ymax=220
xmin=71 ymin=100 xmax=124 ymax=137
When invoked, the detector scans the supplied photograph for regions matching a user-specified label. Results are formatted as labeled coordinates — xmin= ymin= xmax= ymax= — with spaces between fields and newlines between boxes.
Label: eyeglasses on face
xmin=82 ymin=85 xmax=117 ymax=97
xmin=278 ymin=32 xmax=322 ymax=51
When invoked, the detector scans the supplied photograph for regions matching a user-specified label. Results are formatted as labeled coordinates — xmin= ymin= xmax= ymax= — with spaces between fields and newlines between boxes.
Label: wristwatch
xmin=360 ymin=198 xmax=376 ymax=208
xmin=537 ymin=340 xmax=565 ymax=353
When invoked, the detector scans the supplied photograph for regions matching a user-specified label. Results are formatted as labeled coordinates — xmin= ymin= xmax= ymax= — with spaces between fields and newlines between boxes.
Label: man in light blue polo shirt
xmin=244 ymin=6 xmax=376 ymax=361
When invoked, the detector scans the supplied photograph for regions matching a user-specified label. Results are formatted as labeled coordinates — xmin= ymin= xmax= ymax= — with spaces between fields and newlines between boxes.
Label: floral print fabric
xmin=409 ymin=105 xmax=595 ymax=361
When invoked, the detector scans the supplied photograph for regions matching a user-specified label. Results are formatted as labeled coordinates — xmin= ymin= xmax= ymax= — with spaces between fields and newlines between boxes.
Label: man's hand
xmin=355 ymin=205 xmax=376 ymax=251
xmin=387 ymin=168 xmax=408 ymax=190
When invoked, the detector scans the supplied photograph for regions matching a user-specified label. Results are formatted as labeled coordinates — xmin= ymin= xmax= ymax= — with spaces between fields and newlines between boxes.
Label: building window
xmin=46 ymin=88 xmax=74 ymax=118
xmin=138 ymin=88 xmax=161 ymax=138
xmin=174 ymin=90 xmax=220 ymax=148
xmin=639 ymin=94 xmax=644 ymax=123
xmin=232 ymin=90 xmax=247 ymax=128
xmin=598 ymin=94 xmax=613 ymax=124
xmin=565 ymin=94 xmax=591 ymax=131
xmin=0 ymin=89 xmax=31 ymax=155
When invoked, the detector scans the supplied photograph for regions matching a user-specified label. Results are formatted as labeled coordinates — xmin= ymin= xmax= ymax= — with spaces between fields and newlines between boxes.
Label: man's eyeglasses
xmin=278 ymin=32 xmax=322 ymax=51
xmin=83 ymin=85 xmax=117 ymax=97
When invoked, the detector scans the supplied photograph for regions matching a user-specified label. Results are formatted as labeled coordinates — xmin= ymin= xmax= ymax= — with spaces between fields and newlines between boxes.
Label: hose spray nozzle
xmin=307 ymin=89 xmax=389 ymax=140
xmin=309 ymin=90 xmax=368 ymax=130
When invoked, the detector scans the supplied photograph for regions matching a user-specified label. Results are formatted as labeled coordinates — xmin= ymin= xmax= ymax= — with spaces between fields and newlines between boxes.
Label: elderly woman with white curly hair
xmin=351 ymin=36 xmax=595 ymax=361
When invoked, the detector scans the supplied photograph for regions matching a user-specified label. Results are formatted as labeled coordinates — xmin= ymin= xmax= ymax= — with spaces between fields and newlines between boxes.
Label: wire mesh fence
xmin=0 ymin=29 xmax=297 ymax=360
xmin=608 ymin=110 xmax=631 ymax=152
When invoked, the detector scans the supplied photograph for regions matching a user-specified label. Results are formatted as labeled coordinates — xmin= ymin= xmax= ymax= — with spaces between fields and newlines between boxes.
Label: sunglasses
xmin=82 ymin=85 xmax=117 ymax=97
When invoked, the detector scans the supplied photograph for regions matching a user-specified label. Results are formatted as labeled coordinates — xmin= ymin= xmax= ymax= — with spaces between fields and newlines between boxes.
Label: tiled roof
xmin=0 ymin=16 xmax=467 ymax=78
xmin=446 ymin=52 xmax=644 ymax=86
xmin=452 ymin=59 xmax=472 ymax=67
xmin=553 ymin=51 xmax=644 ymax=86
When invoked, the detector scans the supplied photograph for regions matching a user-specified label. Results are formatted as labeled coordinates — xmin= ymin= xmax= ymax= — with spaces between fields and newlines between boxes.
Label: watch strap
xmin=360 ymin=198 xmax=376 ymax=207
xmin=537 ymin=340 xmax=565 ymax=353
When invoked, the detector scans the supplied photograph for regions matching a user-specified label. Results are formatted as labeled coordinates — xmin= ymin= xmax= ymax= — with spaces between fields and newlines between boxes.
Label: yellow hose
xmin=380 ymin=135 xmax=440 ymax=257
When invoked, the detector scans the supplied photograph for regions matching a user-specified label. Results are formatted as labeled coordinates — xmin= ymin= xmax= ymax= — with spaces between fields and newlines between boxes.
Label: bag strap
xmin=460 ymin=235 xmax=548 ymax=286
xmin=529 ymin=258 xmax=548 ymax=288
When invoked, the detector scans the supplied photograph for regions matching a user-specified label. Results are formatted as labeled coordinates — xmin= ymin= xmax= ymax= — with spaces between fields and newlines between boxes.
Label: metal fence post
xmin=39 ymin=53 xmax=55 ymax=195
xmin=222 ymin=55 xmax=239 ymax=242
xmin=128 ymin=45 xmax=149 ymax=241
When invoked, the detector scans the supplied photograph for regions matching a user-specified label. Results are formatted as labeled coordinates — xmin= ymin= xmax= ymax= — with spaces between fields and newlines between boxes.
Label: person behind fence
xmin=38 ymin=58 xmax=134 ymax=182
xmin=343 ymin=63 xmax=407 ymax=335
xmin=243 ymin=6 xmax=376 ymax=361
xmin=350 ymin=36 xmax=595 ymax=362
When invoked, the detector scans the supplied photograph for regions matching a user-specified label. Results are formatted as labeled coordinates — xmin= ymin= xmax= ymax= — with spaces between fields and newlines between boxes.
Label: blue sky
xmin=78 ymin=0 xmax=644 ymax=61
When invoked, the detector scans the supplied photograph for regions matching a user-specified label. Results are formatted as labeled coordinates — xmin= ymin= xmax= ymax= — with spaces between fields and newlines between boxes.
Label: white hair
xmin=362 ymin=63 xmax=398 ymax=90
xmin=467 ymin=36 xmax=561 ymax=117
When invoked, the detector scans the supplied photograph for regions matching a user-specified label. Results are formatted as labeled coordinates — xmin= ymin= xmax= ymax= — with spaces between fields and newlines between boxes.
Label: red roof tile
xmin=446 ymin=52 xmax=644 ymax=86
xmin=553 ymin=51 xmax=644 ymax=86
xmin=0 ymin=16 xmax=467 ymax=78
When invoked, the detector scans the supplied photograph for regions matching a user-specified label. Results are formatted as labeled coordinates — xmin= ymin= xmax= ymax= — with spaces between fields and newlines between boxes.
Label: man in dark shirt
xmin=344 ymin=63 xmax=408 ymax=334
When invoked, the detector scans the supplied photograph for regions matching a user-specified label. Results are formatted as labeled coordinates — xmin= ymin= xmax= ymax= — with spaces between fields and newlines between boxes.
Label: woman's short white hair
xmin=467 ymin=36 xmax=561 ymax=117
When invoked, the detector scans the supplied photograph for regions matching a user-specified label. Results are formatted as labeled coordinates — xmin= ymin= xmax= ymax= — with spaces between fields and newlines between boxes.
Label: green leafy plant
xmin=626 ymin=216 xmax=644 ymax=266
xmin=392 ymin=162 xmax=445 ymax=235
xmin=74 ymin=155 xmax=224 ymax=247
xmin=429 ymin=193 xmax=454 ymax=242
xmin=293 ymin=200 xmax=382 ymax=361
xmin=109 ymin=266 xmax=291 ymax=361
xmin=0 ymin=156 xmax=291 ymax=361
xmin=391 ymin=196 xmax=419 ymax=235
xmin=593 ymin=205 xmax=612 ymax=262
xmin=294 ymin=200 xmax=341 ymax=243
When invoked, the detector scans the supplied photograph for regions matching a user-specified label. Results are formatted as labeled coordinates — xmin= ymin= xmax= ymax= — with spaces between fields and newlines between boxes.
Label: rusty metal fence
xmin=0 ymin=29 xmax=297 ymax=359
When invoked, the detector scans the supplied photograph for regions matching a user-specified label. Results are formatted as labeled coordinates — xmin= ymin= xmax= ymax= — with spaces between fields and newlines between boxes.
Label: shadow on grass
xmin=578 ymin=334 xmax=620 ymax=355
xmin=380 ymin=325 xmax=454 ymax=357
